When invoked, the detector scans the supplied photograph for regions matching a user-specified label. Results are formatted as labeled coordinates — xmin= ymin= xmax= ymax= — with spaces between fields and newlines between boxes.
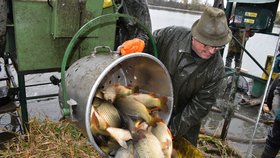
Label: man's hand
xmin=120 ymin=38 xmax=145 ymax=56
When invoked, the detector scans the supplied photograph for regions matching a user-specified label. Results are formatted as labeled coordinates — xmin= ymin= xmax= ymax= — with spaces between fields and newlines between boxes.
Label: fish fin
xmin=91 ymin=111 xmax=99 ymax=126
xmin=125 ymin=84 xmax=139 ymax=94
xmin=106 ymin=127 xmax=132 ymax=149
xmin=95 ymin=89 xmax=104 ymax=99
xmin=166 ymin=127 xmax=174 ymax=141
xmin=92 ymin=97 xmax=103 ymax=107
xmin=159 ymin=96 xmax=169 ymax=112
xmin=94 ymin=110 xmax=108 ymax=130
xmin=150 ymin=113 xmax=164 ymax=127
xmin=132 ymin=85 xmax=139 ymax=93
xmin=90 ymin=110 xmax=100 ymax=134
xmin=161 ymin=141 xmax=171 ymax=150
xmin=149 ymin=118 xmax=159 ymax=127
xmin=150 ymin=107 xmax=161 ymax=113
xmin=135 ymin=121 xmax=149 ymax=131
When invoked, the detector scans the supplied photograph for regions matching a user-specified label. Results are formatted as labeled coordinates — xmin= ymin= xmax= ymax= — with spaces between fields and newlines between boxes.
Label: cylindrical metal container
xmin=60 ymin=50 xmax=173 ymax=156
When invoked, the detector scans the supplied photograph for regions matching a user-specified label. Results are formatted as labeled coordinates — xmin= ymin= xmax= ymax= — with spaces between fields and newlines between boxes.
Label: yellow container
xmin=262 ymin=55 xmax=279 ymax=80
xmin=173 ymin=137 xmax=205 ymax=158
xmin=103 ymin=0 xmax=112 ymax=8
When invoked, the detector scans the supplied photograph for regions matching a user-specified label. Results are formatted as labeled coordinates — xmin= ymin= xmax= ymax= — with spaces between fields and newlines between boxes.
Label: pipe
xmin=211 ymin=106 xmax=264 ymax=125
xmin=203 ymin=129 xmax=266 ymax=144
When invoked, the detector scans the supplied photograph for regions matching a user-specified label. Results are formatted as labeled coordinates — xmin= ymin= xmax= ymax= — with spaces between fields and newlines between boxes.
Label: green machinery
xmin=2 ymin=0 xmax=118 ymax=130
xmin=224 ymin=0 xmax=279 ymax=97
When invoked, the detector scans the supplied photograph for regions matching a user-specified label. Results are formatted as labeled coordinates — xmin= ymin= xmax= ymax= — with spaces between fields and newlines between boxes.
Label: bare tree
xmin=213 ymin=0 xmax=224 ymax=9
xmin=181 ymin=0 xmax=188 ymax=3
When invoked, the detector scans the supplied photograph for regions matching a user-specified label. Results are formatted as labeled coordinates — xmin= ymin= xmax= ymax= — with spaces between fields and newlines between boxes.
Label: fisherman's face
xmin=192 ymin=37 xmax=224 ymax=59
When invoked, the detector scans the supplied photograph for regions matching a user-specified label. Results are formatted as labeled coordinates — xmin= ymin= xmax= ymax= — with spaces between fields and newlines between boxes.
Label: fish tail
xmin=150 ymin=115 xmax=163 ymax=127
xmin=159 ymin=96 xmax=169 ymax=112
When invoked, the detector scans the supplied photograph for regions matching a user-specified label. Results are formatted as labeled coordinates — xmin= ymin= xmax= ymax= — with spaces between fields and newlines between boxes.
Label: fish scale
xmin=134 ymin=130 xmax=164 ymax=158
xmin=151 ymin=122 xmax=173 ymax=158
xmin=115 ymin=96 xmax=152 ymax=124
xmin=96 ymin=101 xmax=121 ymax=128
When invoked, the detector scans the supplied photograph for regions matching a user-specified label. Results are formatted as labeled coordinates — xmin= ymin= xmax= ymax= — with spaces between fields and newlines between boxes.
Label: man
xmin=262 ymin=75 xmax=280 ymax=158
xmin=121 ymin=7 xmax=232 ymax=146
xmin=150 ymin=7 xmax=231 ymax=146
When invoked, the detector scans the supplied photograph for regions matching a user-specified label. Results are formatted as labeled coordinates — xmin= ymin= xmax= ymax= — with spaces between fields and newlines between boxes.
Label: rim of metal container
xmin=84 ymin=53 xmax=173 ymax=156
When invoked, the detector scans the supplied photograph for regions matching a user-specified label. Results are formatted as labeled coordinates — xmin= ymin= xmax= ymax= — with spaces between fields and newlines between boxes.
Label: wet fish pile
xmin=90 ymin=83 xmax=173 ymax=158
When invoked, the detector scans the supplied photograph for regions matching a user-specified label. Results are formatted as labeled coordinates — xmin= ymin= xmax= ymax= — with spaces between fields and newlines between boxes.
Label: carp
xmin=114 ymin=143 xmax=134 ymax=158
xmin=133 ymin=130 xmax=164 ymax=158
xmin=127 ymin=93 xmax=168 ymax=112
xmin=150 ymin=121 xmax=173 ymax=158
xmin=102 ymin=83 xmax=138 ymax=103
xmin=90 ymin=98 xmax=121 ymax=135
xmin=115 ymin=96 xmax=157 ymax=125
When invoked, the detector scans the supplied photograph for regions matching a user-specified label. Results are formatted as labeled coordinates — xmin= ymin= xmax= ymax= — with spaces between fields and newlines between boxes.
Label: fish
xmin=118 ymin=111 xmax=149 ymax=134
xmin=106 ymin=127 xmax=132 ymax=149
xmin=150 ymin=121 xmax=173 ymax=158
xmin=135 ymin=121 xmax=149 ymax=131
xmin=91 ymin=97 xmax=103 ymax=107
xmin=96 ymin=100 xmax=121 ymax=128
xmin=95 ymin=135 xmax=120 ymax=155
xmin=114 ymin=143 xmax=134 ymax=158
xmin=102 ymin=83 xmax=139 ymax=103
xmin=128 ymin=93 xmax=169 ymax=112
xmin=133 ymin=130 xmax=164 ymax=158
xmin=115 ymin=96 xmax=156 ymax=125
xmin=95 ymin=89 xmax=104 ymax=99
xmin=90 ymin=98 xmax=121 ymax=135
xmin=90 ymin=109 xmax=107 ymax=135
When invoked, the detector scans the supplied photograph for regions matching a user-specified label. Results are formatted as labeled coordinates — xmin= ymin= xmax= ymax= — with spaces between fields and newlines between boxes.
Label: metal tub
xmin=60 ymin=51 xmax=173 ymax=156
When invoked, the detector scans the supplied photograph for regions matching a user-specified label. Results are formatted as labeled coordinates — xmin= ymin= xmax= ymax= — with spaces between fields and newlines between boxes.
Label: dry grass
xmin=0 ymin=118 xmax=242 ymax=158
xmin=0 ymin=118 xmax=103 ymax=158
xmin=198 ymin=135 xmax=242 ymax=158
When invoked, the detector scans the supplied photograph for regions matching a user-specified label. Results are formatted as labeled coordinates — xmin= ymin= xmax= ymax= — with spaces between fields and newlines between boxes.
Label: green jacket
xmin=151 ymin=26 xmax=225 ymax=138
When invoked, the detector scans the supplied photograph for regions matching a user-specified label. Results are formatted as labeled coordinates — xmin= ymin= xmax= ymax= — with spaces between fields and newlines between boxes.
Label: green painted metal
xmin=52 ymin=0 xmax=80 ymax=38
xmin=251 ymin=78 xmax=266 ymax=98
xmin=60 ymin=13 xmax=158 ymax=117
xmin=10 ymin=0 xmax=116 ymax=130
xmin=12 ymin=0 xmax=116 ymax=72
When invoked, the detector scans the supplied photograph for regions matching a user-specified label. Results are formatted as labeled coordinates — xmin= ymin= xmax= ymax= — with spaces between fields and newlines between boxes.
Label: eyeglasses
xmin=193 ymin=38 xmax=225 ymax=50
xmin=204 ymin=45 xmax=225 ymax=51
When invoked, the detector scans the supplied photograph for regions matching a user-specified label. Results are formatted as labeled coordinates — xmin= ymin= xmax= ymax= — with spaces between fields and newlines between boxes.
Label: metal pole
xmin=245 ymin=33 xmax=280 ymax=158
xmin=18 ymin=73 xmax=29 ymax=132
xmin=220 ymin=69 xmax=238 ymax=140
